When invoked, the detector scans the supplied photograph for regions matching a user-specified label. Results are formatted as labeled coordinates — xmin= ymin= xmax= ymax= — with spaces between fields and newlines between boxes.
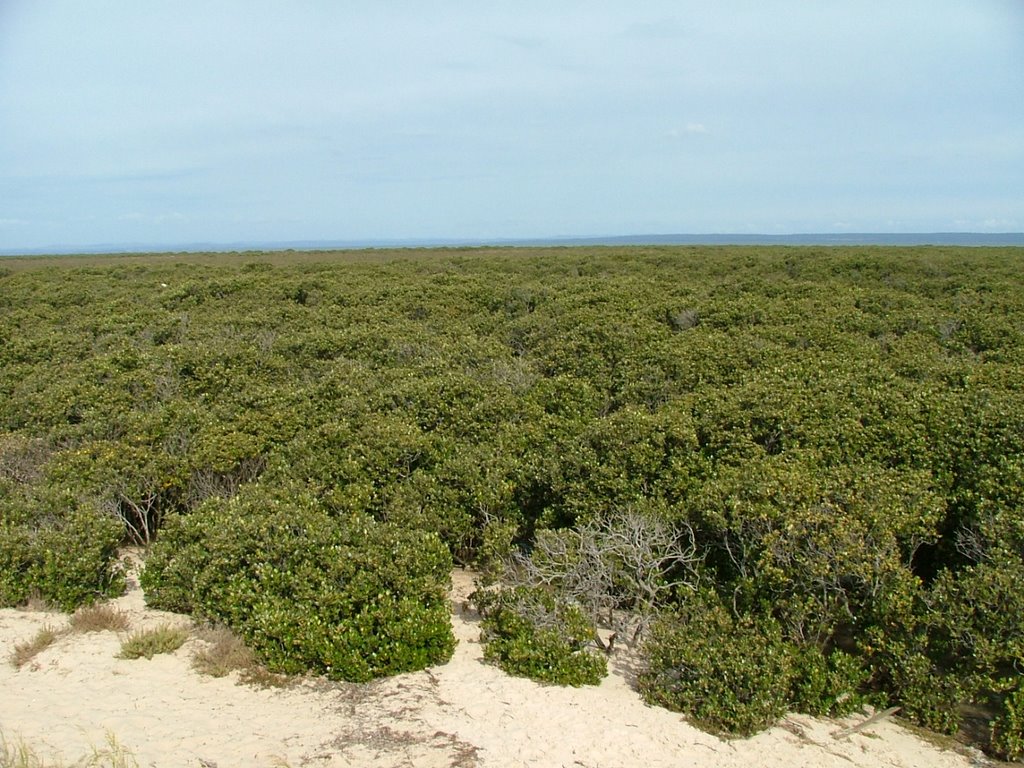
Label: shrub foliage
xmin=141 ymin=485 xmax=455 ymax=681
xmin=0 ymin=491 xmax=124 ymax=610
xmin=992 ymin=685 xmax=1024 ymax=762
xmin=638 ymin=594 xmax=793 ymax=736
xmin=0 ymin=247 xmax=1022 ymax=752
xmin=475 ymin=585 xmax=607 ymax=686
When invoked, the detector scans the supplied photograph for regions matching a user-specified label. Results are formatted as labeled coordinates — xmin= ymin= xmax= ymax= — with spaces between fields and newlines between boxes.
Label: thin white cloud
xmin=666 ymin=123 xmax=709 ymax=139
xmin=981 ymin=218 xmax=1021 ymax=230
xmin=118 ymin=212 xmax=186 ymax=224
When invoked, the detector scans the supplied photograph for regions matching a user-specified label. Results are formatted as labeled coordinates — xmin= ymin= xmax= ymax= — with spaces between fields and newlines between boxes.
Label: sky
xmin=1 ymin=1 xmax=1022 ymax=251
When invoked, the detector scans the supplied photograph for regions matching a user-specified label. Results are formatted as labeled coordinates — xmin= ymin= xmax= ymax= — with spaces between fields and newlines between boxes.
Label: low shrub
xmin=991 ymin=685 xmax=1024 ymax=762
xmin=476 ymin=585 xmax=607 ymax=686
xmin=493 ymin=505 xmax=702 ymax=648
xmin=788 ymin=644 xmax=868 ymax=718
xmin=0 ymin=493 xmax=125 ymax=611
xmin=638 ymin=594 xmax=792 ymax=737
xmin=0 ymin=523 xmax=32 ymax=608
xmin=141 ymin=485 xmax=455 ymax=682
xmin=868 ymin=635 xmax=965 ymax=735
xmin=118 ymin=624 xmax=189 ymax=660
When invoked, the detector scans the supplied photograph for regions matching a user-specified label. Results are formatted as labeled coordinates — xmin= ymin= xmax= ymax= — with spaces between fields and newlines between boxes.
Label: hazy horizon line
xmin=3 ymin=231 xmax=1024 ymax=257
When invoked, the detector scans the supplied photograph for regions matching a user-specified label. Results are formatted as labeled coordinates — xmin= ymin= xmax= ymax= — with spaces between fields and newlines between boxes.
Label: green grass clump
xmin=117 ymin=624 xmax=188 ymax=660
xmin=0 ymin=733 xmax=47 ymax=768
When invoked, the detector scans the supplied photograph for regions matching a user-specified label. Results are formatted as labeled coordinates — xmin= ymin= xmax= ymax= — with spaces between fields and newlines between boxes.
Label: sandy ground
xmin=0 ymin=566 xmax=996 ymax=768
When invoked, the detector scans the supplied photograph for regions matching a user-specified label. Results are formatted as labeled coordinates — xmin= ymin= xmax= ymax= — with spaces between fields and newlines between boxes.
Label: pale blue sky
xmin=1 ymin=1 xmax=1022 ymax=251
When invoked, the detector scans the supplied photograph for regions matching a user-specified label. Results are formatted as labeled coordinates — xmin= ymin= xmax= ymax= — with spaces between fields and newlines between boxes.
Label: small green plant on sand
xmin=117 ymin=624 xmax=188 ymax=660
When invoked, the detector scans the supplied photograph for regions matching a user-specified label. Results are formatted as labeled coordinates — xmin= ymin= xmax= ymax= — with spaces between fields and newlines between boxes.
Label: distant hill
xmin=498 ymin=233 xmax=1024 ymax=247
xmin=3 ymin=232 xmax=1023 ymax=257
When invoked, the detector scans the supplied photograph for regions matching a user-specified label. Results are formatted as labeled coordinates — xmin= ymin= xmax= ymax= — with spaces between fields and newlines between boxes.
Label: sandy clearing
xmin=0 ymin=567 xmax=990 ymax=768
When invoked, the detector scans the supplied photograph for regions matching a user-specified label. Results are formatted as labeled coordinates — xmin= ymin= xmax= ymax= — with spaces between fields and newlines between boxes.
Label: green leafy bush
xmin=141 ymin=485 xmax=455 ymax=682
xmin=992 ymin=685 xmax=1024 ymax=762
xmin=692 ymin=455 xmax=942 ymax=647
xmin=788 ymin=644 xmax=868 ymax=717
xmin=638 ymin=595 xmax=792 ymax=737
xmin=3 ymin=247 xmax=1024 ymax=750
xmin=872 ymin=639 xmax=964 ymax=735
xmin=476 ymin=585 xmax=607 ymax=686
xmin=0 ymin=493 xmax=125 ymax=610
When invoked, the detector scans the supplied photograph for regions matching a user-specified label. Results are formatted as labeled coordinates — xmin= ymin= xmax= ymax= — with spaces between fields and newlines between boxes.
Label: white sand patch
xmin=0 ymin=567 xmax=984 ymax=768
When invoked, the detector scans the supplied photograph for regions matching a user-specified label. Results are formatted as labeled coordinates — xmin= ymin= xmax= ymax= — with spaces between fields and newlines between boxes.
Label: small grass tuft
xmin=18 ymin=595 xmax=54 ymax=613
xmin=10 ymin=626 xmax=64 ymax=669
xmin=189 ymin=624 xmax=296 ymax=688
xmin=238 ymin=665 xmax=295 ymax=689
xmin=82 ymin=732 xmax=139 ymax=768
xmin=0 ymin=729 xmax=138 ymax=768
xmin=69 ymin=604 xmax=130 ymax=633
xmin=191 ymin=625 xmax=256 ymax=677
xmin=0 ymin=731 xmax=44 ymax=768
xmin=117 ymin=624 xmax=188 ymax=660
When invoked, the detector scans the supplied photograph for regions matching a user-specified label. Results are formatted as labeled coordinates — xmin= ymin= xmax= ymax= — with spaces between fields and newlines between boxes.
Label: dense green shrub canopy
xmin=1 ymin=246 xmax=1022 ymax=749
xmin=475 ymin=585 xmax=607 ymax=686
xmin=0 ymin=478 xmax=124 ymax=609
xmin=639 ymin=593 xmax=793 ymax=736
xmin=141 ymin=485 xmax=455 ymax=681
xmin=639 ymin=592 xmax=869 ymax=735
